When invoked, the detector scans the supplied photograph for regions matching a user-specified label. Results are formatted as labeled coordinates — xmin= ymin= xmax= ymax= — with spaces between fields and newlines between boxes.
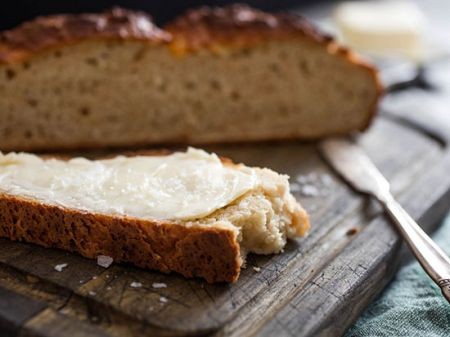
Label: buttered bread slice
xmin=0 ymin=148 xmax=309 ymax=282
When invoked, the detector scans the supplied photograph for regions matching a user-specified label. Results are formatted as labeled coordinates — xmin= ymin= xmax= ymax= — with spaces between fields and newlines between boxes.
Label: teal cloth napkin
xmin=345 ymin=214 xmax=450 ymax=337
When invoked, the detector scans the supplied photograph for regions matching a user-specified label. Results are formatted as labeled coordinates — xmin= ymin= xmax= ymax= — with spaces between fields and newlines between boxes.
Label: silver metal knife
xmin=319 ymin=137 xmax=450 ymax=303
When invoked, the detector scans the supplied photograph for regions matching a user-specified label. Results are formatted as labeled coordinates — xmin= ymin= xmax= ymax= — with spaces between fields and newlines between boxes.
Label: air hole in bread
xmin=237 ymin=48 xmax=252 ymax=57
xmin=210 ymin=80 xmax=222 ymax=91
xmin=185 ymin=81 xmax=196 ymax=90
xmin=5 ymin=69 xmax=16 ymax=80
xmin=279 ymin=106 xmax=289 ymax=117
xmin=54 ymin=50 xmax=62 ymax=58
xmin=192 ymin=100 xmax=204 ymax=111
xmin=22 ymin=62 xmax=31 ymax=70
xmin=26 ymin=98 xmax=38 ymax=107
xmin=156 ymin=82 xmax=167 ymax=93
xmin=85 ymin=57 xmax=98 ymax=66
xmin=230 ymin=91 xmax=241 ymax=101
xmin=270 ymin=63 xmax=281 ymax=73
xmin=24 ymin=130 xmax=33 ymax=139
xmin=133 ymin=47 xmax=147 ymax=62
xmin=79 ymin=107 xmax=91 ymax=116
xmin=299 ymin=60 xmax=311 ymax=75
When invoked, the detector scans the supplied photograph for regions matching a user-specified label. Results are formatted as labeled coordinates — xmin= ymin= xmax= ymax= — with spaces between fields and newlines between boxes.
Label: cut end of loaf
xmin=0 ymin=5 xmax=381 ymax=152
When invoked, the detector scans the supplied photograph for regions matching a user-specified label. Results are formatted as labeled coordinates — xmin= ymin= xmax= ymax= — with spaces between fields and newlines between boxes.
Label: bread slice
xmin=0 ymin=5 xmax=381 ymax=152
xmin=0 ymin=148 xmax=309 ymax=282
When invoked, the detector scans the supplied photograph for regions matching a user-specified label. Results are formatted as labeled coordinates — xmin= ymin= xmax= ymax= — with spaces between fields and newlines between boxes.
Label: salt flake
xmin=130 ymin=281 xmax=142 ymax=288
xmin=54 ymin=263 xmax=68 ymax=272
xmin=152 ymin=282 xmax=167 ymax=289
xmin=97 ymin=255 xmax=113 ymax=268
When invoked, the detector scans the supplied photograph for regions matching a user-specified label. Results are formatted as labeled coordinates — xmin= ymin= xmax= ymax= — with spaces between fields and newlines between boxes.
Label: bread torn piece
xmin=0 ymin=148 xmax=309 ymax=282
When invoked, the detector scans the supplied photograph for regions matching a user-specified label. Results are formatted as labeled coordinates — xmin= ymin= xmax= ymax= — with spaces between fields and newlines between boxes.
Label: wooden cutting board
xmin=1 ymin=117 xmax=450 ymax=337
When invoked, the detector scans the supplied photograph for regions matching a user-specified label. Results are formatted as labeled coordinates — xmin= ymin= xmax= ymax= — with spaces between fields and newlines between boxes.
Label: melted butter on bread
xmin=0 ymin=148 xmax=258 ymax=220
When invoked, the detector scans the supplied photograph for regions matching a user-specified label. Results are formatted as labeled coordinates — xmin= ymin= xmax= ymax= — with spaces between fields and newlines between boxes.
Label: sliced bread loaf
xmin=0 ymin=5 xmax=381 ymax=152
xmin=0 ymin=148 xmax=309 ymax=282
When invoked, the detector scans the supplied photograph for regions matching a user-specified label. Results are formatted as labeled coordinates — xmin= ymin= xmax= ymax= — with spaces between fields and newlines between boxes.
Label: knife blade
xmin=319 ymin=137 xmax=450 ymax=303
xmin=318 ymin=137 xmax=390 ymax=202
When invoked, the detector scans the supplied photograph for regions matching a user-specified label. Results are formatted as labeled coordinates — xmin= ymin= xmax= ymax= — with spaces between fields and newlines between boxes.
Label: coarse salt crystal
xmin=300 ymin=184 xmax=319 ymax=197
xmin=97 ymin=255 xmax=113 ymax=268
xmin=159 ymin=296 xmax=168 ymax=303
xmin=130 ymin=281 xmax=142 ymax=288
xmin=152 ymin=282 xmax=167 ymax=289
xmin=54 ymin=263 xmax=68 ymax=272
xmin=89 ymin=291 xmax=96 ymax=296
xmin=253 ymin=267 xmax=261 ymax=272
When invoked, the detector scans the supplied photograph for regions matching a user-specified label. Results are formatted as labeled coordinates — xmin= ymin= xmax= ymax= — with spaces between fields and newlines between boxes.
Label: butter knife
xmin=319 ymin=137 xmax=450 ymax=303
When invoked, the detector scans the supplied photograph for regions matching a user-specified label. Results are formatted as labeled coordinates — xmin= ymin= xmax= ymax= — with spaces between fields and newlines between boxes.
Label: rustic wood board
xmin=0 ymin=116 xmax=449 ymax=337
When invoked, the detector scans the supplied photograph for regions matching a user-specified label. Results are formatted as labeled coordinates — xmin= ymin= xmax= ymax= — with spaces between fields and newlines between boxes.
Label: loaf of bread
xmin=0 ymin=5 xmax=381 ymax=152
xmin=0 ymin=148 xmax=309 ymax=282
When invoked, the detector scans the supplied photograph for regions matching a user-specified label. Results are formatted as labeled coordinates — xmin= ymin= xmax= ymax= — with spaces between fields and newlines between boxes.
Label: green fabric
xmin=346 ymin=214 xmax=450 ymax=337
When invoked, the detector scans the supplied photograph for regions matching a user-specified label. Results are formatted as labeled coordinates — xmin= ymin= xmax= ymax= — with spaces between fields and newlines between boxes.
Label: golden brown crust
xmin=0 ymin=7 xmax=171 ymax=64
xmin=165 ymin=3 xmax=334 ymax=54
xmin=0 ymin=193 xmax=242 ymax=283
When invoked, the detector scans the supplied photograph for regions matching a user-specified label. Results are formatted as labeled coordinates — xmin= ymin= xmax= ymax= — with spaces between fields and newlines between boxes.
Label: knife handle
xmin=382 ymin=194 xmax=450 ymax=303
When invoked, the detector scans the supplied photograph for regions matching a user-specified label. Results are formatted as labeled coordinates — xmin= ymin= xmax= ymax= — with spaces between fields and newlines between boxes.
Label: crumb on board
xmin=106 ymin=286 xmax=112 ymax=291
xmin=88 ymin=291 xmax=97 ymax=296
xmin=159 ymin=296 xmax=168 ymax=303
xmin=253 ymin=266 xmax=261 ymax=272
xmin=54 ymin=263 xmax=68 ymax=272
xmin=130 ymin=281 xmax=142 ymax=288
xmin=97 ymin=255 xmax=114 ymax=268
xmin=346 ymin=228 xmax=359 ymax=236
xmin=152 ymin=282 xmax=167 ymax=289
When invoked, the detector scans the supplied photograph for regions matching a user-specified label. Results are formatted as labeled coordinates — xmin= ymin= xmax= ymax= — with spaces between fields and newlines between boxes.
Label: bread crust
xmin=166 ymin=4 xmax=333 ymax=52
xmin=0 ymin=7 xmax=171 ymax=64
xmin=0 ymin=193 xmax=242 ymax=283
